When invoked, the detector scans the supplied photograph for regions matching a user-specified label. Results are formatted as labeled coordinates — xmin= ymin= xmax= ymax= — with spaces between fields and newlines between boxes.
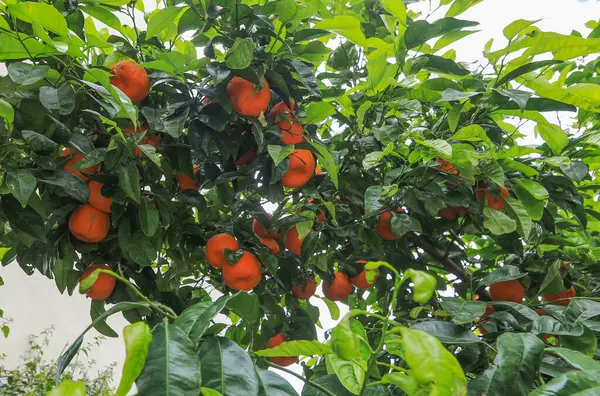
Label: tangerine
xmin=280 ymin=149 xmax=315 ymax=189
xmin=234 ymin=149 xmax=257 ymax=166
xmin=205 ymin=233 xmax=239 ymax=269
xmin=323 ymin=272 xmax=352 ymax=301
xmin=259 ymin=238 xmax=280 ymax=255
xmin=279 ymin=120 xmax=305 ymax=145
xmin=61 ymin=148 xmax=100 ymax=181
xmin=291 ymin=277 xmax=317 ymax=300
xmin=88 ymin=180 xmax=112 ymax=213
xmin=284 ymin=225 xmax=311 ymax=256
xmin=315 ymin=168 xmax=323 ymax=175
xmin=269 ymin=101 xmax=295 ymax=119
xmin=350 ymin=260 xmax=376 ymax=289
xmin=177 ymin=165 xmax=199 ymax=192
xmin=252 ymin=218 xmax=279 ymax=239
xmin=266 ymin=333 xmax=296 ymax=367
xmin=376 ymin=211 xmax=402 ymax=240
xmin=222 ymin=250 xmax=262 ymax=291
xmin=69 ymin=204 xmax=110 ymax=243
xmin=227 ymin=77 xmax=271 ymax=117
xmin=541 ymin=286 xmax=576 ymax=306
xmin=80 ymin=264 xmax=116 ymax=301
xmin=109 ymin=60 xmax=149 ymax=104
xmin=489 ymin=280 xmax=524 ymax=303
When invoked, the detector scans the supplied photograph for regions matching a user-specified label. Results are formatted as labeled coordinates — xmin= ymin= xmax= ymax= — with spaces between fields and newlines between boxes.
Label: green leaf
xmin=256 ymin=340 xmax=333 ymax=357
xmin=136 ymin=321 xmax=201 ymax=396
xmin=404 ymin=18 xmax=479 ymax=49
xmin=175 ymin=295 xmax=231 ymax=345
xmin=483 ymin=207 xmax=517 ymax=235
xmin=561 ymin=326 xmax=598 ymax=357
xmin=412 ymin=54 xmax=470 ymax=76
xmin=399 ymin=327 xmax=467 ymax=393
xmin=118 ymin=163 xmax=141 ymax=203
xmin=495 ymin=89 xmax=532 ymax=110
xmin=410 ymin=321 xmax=480 ymax=344
xmin=48 ymin=380 xmax=86 ymax=396
xmin=0 ymin=99 xmax=14 ymax=129
xmin=327 ymin=354 xmax=365 ymax=395
xmin=560 ymin=161 xmax=588 ymax=182
xmin=322 ymin=297 xmax=341 ymax=321
xmin=503 ymin=19 xmax=540 ymax=40
xmin=22 ymin=130 xmax=59 ymax=153
xmin=513 ymin=179 xmax=549 ymax=200
xmin=525 ymin=77 xmax=600 ymax=113
xmin=534 ymin=120 xmax=569 ymax=155
xmin=301 ymin=375 xmax=354 ymax=396
xmin=268 ymin=145 xmax=295 ymax=166
xmin=380 ymin=0 xmax=406 ymax=25
xmin=39 ymin=84 xmax=76 ymax=115
xmin=37 ymin=170 xmax=90 ymax=203
xmin=330 ymin=314 xmax=362 ymax=361
xmin=90 ymin=300 xmax=118 ymax=338
xmin=314 ymin=15 xmax=388 ymax=49
xmin=227 ymin=292 xmax=261 ymax=324
xmin=309 ymin=140 xmax=339 ymax=189
xmin=139 ymin=197 xmax=159 ymax=237
xmin=468 ymin=333 xmax=545 ymax=396
xmin=363 ymin=185 xmax=397 ymax=216
xmin=0 ymin=33 xmax=54 ymax=61
xmin=440 ymin=89 xmax=481 ymax=102
xmin=445 ymin=0 xmax=483 ymax=17
xmin=495 ymin=60 xmax=564 ymax=87
xmin=419 ymin=139 xmax=452 ymax=157
xmin=290 ymin=60 xmax=321 ymax=97
xmin=478 ymin=265 xmax=527 ymax=286
xmin=513 ymin=183 xmax=544 ymax=220
xmin=530 ymin=370 xmax=600 ymax=396
xmin=440 ymin=298 xmax=486 ymax=324
xmin=405 ymin=269 xmax=437 ymax=304
xmin=115 ymin=322 xmax=153 ymax=396
xmin=225 ymin=38 xmax=255 ymax=70
xmin=201 ymin=388 xmax=223 ymax=396
xmin=545 ymin=347 xmax=600 ymax=371
xmin=118 ymin=221 xmax=156 ymax=266
xmin=199 ymin=336 xmax=259 ymax=395
xmin=147 ymin=6 xmax=186 ymax=38
xmin=295 ymin=220 xmax=313 ymax=239
xmin=538 ymin=260 xmax=564 ymax=294
xmin=504 ymin=197 xmax=532 ymax=239
xmin=9 ymin=2 xmax=68 ymax=36
xmin=303 ymin=101 xmax=336 ymax=125
xmin=258 ymin=370 xmax=298 ymax=396
xmin=450 ymin=124 xmax=490 ymax=143
xmin=7 ymin=62 xmax=50 ymax=85
xmin=6 ymin=169 xmax=36 ymax=208
xmin=390 ymin=214 xmax=422 ymax=236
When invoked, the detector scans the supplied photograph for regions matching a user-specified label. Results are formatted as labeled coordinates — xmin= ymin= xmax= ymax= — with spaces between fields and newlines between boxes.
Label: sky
xmin=0 ymin=0 xmax=599 ymax=394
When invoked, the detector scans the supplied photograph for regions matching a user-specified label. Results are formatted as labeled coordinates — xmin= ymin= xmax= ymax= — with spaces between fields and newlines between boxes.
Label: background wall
xmin=0 ymin=0 xmax=597 ymax=393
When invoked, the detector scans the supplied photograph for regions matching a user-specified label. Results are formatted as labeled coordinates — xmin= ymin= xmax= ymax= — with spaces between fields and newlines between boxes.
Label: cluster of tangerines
xmin=476 ymin=278 xmax=577 ymax=339
xmin=434 ymin=158 xmax=510 ymax=221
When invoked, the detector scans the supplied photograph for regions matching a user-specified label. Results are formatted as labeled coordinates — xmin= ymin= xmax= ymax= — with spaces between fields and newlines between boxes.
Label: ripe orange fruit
xmin=227 ymin=77 xmax=271 ymax=117
xmin=109 ymin=60 xmax=149 ymax=104
xmin=376 ymin=211 xmax=402 ymax=240
xmin=541 ymin=286 xmax=576 ymax=306
xmin=435 ymin=157 xmax=459 ymax=175
xmin=323 ymin=272 xmax=353 ymax=301
xmin=279 ymin=120 xmax=305 ymax=145
xmin=259 ymin=238 xmax=280 ymax=255
xmin=69 ymin=204 xmax=110 ymax=243
xmin=266 ymin=333 xmax=296 ymax=367
xmin=500 ymin=186 xmax=510 ymax=198
xmin=487 ymin=193 xmax=505 ymax=210
xmin=269 ymin=101 xmax=295 ymax=119
xmin=124 ymin=123 xmax=161 ymax=156
xmin=484 ymin=305 xmax=495 ymax=316
xmin=284 ymin=225 xmax=311 ymax=256
xmin=350 ymin=260 xmax=376 ymax=289
xmin=280 ymin=149 xmax=315 ymax=189
xmin=489 ymin=280 xmax=524 ymax=303
xmin=222 ymin=250 xmax=262 ymax=291
xmin=177 ymin=165 xmax=199 ymax=192
xmin=80 ymin=264 xmax=116 ymax=300
xmin=88 ymin=180 xmax=112 ymax=213
xmin=439 ymin=206 xmax=467 ymax=220
xmin=315 ymin=168 xmax=323 ymax=175
xmin=252 ymin=218 xmax=279 ymax=239
xmin=234 ymin=149 xmax=257 ymax=166
xmin=291 ymin=277 xmax=317 ymax=300
xmin=205 ymin=233 xmax=239 ymax=269
xmin=61 ymin=148 xmax=100 ymax=181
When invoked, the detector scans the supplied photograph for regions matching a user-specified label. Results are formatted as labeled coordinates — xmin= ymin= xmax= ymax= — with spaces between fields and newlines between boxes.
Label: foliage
xmin=0 ymin=327 xmax=114 ymax=395
xmin=0 ymin=0 xmax=600 ymax=395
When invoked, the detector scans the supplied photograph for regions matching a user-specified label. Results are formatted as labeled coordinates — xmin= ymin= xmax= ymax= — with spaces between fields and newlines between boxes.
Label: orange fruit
xmin=222 ymin=250 xmax=262 ymax=291
xmin=227 ymin=77 xmax=271 ymax=117
xmin=299 ymin=198 xmax=326 ymax=223
xmin=291 ymin=277 xmax=317 ymax=300
xmin=284 ymin=225 xmax=311 ymax=256
xmin=205 ymin=233 xmax=239 ymax=269
xmin=376 ymin=211 xmax=402 ymax=240
xmin=477 ymin=325 xmax=488 ymax=335
xmin=322 ymin=272 xmax=352 ymax=301
xmin=80 ymin=264 xmax=115 ymax=300
xmin=489 ymin=280 xmax=524 ymax=303
xmin=234 ymin=149 xmax=257 ymax=166
xmin=541 ymin=286 xmax=576 ymax=306
xmin=315 ymin=168 xmax=323 ymax=175
xmin=280 ymin=149 xmax=315 ymax=189
xmin=535 ymin=308 xmax=547 ymax=316
xmin=279 ymin=120 xmax=305 ymax=145
xmin=177 ymin=165 xmax=199 ymax=192
xmin=266 ymin=333 xmax=296 ymax=367
xmin=500 ymin=186 xmax=510 ymax=198
xmin=259 ymin=238 xmax=280 ymax=255
xmin=69 ymin=204 xmax=110 ymax=243
xmin=484 ymin=305 xmax=495 ymax=316
xmin=350 ymin=260 xmax=376 ymax=289
xmin=435 ymin=157 xmax=458 ymax=175
xmin=269 ymin=101 xmax=295 ymax=119
xmin=88 ymin=180 xmax=112 ymax=213
xmin=439 ymin=206 xmax=467 ymax=220
xmin=487 ymin=193 xmax=505 ymax=210
xmin=252 ymin=218 xmax=279 ymax=239
xmin=61 ymin=148 xmax=100 ymax=181
xmin=109 ymin=60 xmax=149 ymax=104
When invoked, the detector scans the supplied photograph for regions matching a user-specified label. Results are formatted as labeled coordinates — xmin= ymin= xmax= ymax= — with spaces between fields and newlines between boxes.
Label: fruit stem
xmin=262 ymin=360 xmax=337 ymax=396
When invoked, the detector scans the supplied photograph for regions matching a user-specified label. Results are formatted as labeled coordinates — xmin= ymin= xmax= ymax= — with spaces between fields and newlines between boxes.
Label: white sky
xmin=1 ymin=0 xmax=598 ymax=393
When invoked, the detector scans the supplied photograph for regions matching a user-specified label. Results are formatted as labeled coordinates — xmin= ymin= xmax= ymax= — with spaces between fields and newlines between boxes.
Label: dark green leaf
xmin=440 ymin=298 xmax=486 ymax=324
xmin=22 ymin=129 xmax=59 ymax=153
xmin=175 ymin=295 xmax=231 ymax=345
xmin=118 ymin=163 xmax=141 ymax=203
xmin=545 ymin=347 xmax=600 ymax=371
xmin=290 ymin=60 xmax=321 ymax=97
xmin=478 ymin=265 xmax=527 ymax=286
xmin=39 ymin=83 xmax=76 ymax=115
xmin=268 ymin=144 xmax=294 ymax=166
xmin=139 ymin=197 xmax=159 ymax=237
xmin=561 ymin=325 xmax=598 ymax=357
xmin=495 ymin=60 xmax=564 ymax=87
xmin=560 ymin=161 xmax=588 ymax=182
xmin=90 ymin=300 xmax=118 ymax=338
xmin=410 ymin=321 xmax=480 ymax=344
xmin=7 ymin=62 xmax=50 ymax=85
xmin=483 ymin=207 xmax=517 ymax=235
xmin=37 ymin=170 xmax=90 ymax=203
xmin=6 ymin=169 xmax=36 ymax=207
xmin=390 ymin=213 xmax=422 ymax=235
xmin=404 ymin=18 xmax=479 ymax=49
xmin=530 ymin=370 xmax=600 ymax=396
xmin=226 ymin=292 xmax=261 ymax=324
xmin=258 ymin=370 xmax=299 ymax=396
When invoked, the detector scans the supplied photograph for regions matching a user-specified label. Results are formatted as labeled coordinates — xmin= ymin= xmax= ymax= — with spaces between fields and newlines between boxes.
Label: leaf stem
xmin=262 ymin=360 xmax=337 ymax=396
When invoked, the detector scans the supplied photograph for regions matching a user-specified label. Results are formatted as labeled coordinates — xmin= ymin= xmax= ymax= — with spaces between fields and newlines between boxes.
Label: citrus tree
xmin=1 ymin=0 xmax=600 ymax=394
